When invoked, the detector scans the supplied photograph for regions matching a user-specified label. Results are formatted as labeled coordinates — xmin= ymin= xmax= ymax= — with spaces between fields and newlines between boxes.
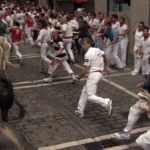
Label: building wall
xmin=94 ymin=0 xmax=150 ymax=55
xmin=129 ymin=0 xmax=150 ymax=53
xmin=94 ymin=0 xmax=107 ymax=16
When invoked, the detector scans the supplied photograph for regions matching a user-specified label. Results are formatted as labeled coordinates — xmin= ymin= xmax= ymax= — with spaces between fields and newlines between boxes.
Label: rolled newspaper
xmin=138 ymin=92 xmax=150 ymax=103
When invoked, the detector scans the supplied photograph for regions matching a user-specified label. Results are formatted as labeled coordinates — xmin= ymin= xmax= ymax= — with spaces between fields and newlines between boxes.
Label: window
xmin=108 ymin=0 xmax=131 ymax=12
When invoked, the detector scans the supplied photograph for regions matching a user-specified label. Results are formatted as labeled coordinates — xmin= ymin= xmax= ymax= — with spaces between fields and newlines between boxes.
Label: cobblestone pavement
xmin=5 ymin=43 xmax=149 ymax=150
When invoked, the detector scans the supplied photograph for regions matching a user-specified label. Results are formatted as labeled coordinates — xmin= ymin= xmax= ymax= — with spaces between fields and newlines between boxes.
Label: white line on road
xmin=13 ymin=76 xmax=70 ymax=85
xmin=13 ymin=72 xmax=130 ymax=90
xmin=10 ymin=53 xmax=40 ymax=58
xmin=14 ymin=79 xmax=86 ymax=90
xmin=38 ymin=126 xmax=150 ymax=150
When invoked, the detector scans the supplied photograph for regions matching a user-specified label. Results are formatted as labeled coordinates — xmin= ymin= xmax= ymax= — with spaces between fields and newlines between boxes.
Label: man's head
xmin=105 ymin=22 xmax=111 ymax=29
xmin=143 ymin=26 xmax=149 ymax=39
xmin=60 ymin=17 xmax=67 ymax=25
xmin=13 ymin=21 xmax=20 ymax=27
xmin=112 ymin=14 xmax=118 ymax=22
xmin=98 ymin=12 xmax=104 ymax=20
xmin=81 ymin=38 xmax=93 ymax=51
xmin=138 ymin=21 xmax=145 ymax=31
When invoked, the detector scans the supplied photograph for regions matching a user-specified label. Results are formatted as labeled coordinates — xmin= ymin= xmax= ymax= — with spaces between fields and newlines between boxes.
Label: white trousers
xmin=63 ymin=39 xmax=75 ymax=62
xmin=48 ymin=59 xmax=73 ymax=76
xmin=119 ymin=38 xmax=128 ymax=68
xmin=132 ymin=45 xmax=142 ymax=73
xmin=141 ymin=55 xmax=150 ymax=75
xmin=25 ymin=27 xmax=33 ymax=44
xmin=136 ymin=130 xmax=150 ymax=150
xmin=77 ymin=72 xmax=110 ymax=114
xmin=13 ymin=43 xmax=22 ymax=59
xmin=124 ymin=100 xmax=150 ymax=150
xmin=40 ymin=43 xmax=51 ymax=64
xmin=105 ymin=42 xmax=123 ymax=68
xmin=124 ymin=100 xmax=145 ymax=133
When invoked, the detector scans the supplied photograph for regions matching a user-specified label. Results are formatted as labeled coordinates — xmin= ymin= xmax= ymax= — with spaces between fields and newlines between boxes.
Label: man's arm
xmin=78 ymin=65 xmax=89 ymax=80
xmin=103 ymin=54 xmax=111 ymax=74
xmin=139 ymin=102 xmax=150 ymax=113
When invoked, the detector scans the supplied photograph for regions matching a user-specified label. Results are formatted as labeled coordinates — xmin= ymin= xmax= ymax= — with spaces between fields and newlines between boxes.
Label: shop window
xmin=108 ymin=0 xmax=131 ymax=12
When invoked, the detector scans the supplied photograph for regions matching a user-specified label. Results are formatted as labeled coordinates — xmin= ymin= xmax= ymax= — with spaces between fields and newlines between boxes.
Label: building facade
xmin=95 ymin=0 xmax=150 ymax=54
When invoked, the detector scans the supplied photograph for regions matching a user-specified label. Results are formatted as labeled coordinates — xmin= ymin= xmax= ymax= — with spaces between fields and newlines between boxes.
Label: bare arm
xmin=78 ymin=65 xmax=90 ymax=80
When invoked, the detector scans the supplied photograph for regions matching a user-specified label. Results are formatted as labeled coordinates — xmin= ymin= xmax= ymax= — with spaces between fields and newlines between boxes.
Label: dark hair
xmin=105 ymin=22 xmax=112 ymax=27
xmin=13 ymin=21 xmax=20 ymax=27
xmin=139 ymin=21 xmax=145 ymax=27
xmin=98 ymin=12 xmax=104 ymax=16
xmin=91 ymin=12 xmax=96 ymax=17
xmin=120 ymin=16 xmax=125 ymax=22
xmin=144 ymin=26 xmax=149 ymax=31
xmin=112 ymin=14 xmax=118 ymax=20
xmin=81 ymin=37 xmax=94 ymax=46
xmin=38 ymin=19 xmax=48 ymax=28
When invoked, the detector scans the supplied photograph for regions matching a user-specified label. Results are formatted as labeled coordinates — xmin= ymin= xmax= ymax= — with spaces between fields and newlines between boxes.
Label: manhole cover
xmin=84 ymin=138 xmax=120 ymax=150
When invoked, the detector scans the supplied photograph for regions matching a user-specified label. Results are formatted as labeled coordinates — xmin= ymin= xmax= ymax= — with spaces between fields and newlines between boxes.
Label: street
xmin=7 ymin=43 xmax=149 ymax=150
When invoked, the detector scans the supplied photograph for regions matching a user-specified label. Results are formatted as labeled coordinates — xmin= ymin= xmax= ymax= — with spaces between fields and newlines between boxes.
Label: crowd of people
xmin=0 ymin=1 xmax=150 ymax=150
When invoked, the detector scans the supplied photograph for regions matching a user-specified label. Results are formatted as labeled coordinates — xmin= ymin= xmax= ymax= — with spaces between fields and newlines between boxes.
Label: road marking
xmin=13 ymin=76 xmax=70 ymax=85
xmin=103 ymin=142 xmax=137 ymax=150
xmin=14 ymin=79 xmax=86 ymax=90
xmin=11 ymin=54 xmax=40 ymax=60
xmin=10 ymin=53 xmax=40 ymax=58
xmin=38 ymin=126 xmax=150 ymax=150
xmin=13 ymin=72 xmax=130 ymax=90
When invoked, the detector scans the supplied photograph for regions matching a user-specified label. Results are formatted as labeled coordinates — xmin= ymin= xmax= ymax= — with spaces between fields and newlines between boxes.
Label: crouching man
xmin=43 ymin=30 xmax=76 ymax=82
xmin=114 ymin=52 xmax=150 ymax=150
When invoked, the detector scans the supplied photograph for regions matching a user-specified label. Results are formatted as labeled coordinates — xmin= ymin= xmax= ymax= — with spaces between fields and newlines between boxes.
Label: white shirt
xmin=119 ymin=24 xmax=128 ymax=40
xmin=84 ymin=47 xmax=104 ymax=72
xmin=89 ymin=18 xmax=99 ymax=28
xmin=69 ymin=19 xmax=79 ymax=30
xmin=83 ymin=16 xmax=89 ymax=22
xmin=135 ymin=29 xmax=143 ymax=46
xmin=112 ymin=21 xmax=120 ymax=33
xmin=49 ymin=18 xmax=58 ymax=27
xmin=61 ymin=23 xmax=73 ymax=37
xmin=6 ymin=15 xmax=13 ymax=27
xmin=36 ymin=28 xmax=51 ymax=43
xmin=137 ymin=37 xmax=150 ymax=55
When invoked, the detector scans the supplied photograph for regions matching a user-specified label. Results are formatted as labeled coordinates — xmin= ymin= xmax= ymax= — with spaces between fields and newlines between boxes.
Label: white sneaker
xmin=71 ymin=74 xmax=76 ymax=81
xmin=75 ymin=110 xmax=84 ymax=118
xmin=114 ymin=131 xmax=131 ymax=140
xmin=106 ymin=99 xmax=112 ymax=116
xmin=43 ymin=78 xmax=52 ymax=83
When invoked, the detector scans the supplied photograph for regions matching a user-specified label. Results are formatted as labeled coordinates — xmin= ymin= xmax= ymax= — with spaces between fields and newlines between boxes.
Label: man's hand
xmin=32 ymin=42 xmax=35 ymax=46
xmin=104 ymin=67 xmax=111 ymax=75
xmin=143 ymin=90 xmax=150 ymax=99
xmin=56 ymin=57 xmax=62 ymax=61
xmin=74 ymin=75 xmax=80 ymax=80
xmin=139 ymin=102 xmax=150 ymax=112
